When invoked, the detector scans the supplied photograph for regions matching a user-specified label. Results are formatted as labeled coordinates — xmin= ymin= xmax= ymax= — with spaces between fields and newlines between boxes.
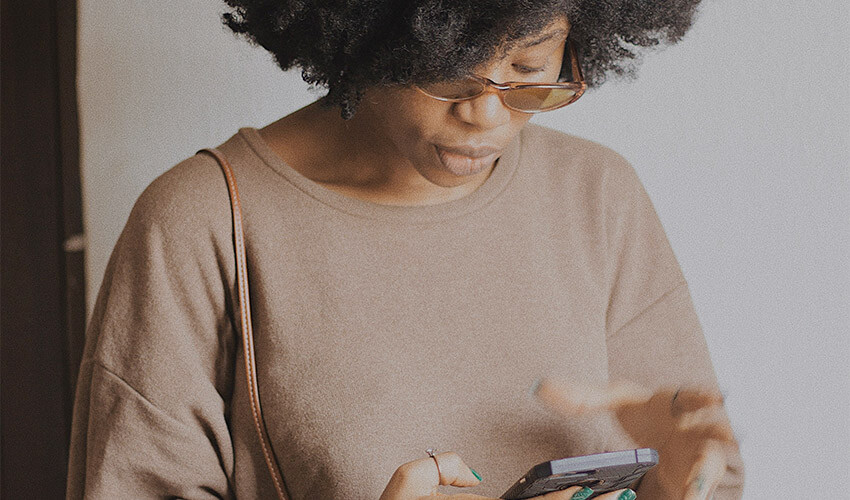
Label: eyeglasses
xmin=415 ymin=38 xmax=586 ymax=113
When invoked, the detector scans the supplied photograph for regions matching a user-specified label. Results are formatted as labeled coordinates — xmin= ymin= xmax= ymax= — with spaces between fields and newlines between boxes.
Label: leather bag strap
xmin=198 ymin=148 xmax=289 ymax=500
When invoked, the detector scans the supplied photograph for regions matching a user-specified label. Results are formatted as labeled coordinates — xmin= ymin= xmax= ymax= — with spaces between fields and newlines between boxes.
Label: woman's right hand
xmin=378 ymin=451 xmax=636 ymax=500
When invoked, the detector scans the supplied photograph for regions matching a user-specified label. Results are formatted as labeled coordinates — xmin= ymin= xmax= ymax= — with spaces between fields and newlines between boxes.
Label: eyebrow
xmin=519 ymin=29 xmax=568 ymax=48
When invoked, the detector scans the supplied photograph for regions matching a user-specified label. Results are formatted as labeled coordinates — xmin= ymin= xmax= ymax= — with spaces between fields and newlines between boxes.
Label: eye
xmin=513 ymin=64 xmax=547 ymax=74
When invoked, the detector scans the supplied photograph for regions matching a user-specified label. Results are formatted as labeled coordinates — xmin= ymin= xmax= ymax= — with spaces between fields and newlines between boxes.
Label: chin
xmin=421 ymin=164 xmax=491 ymax=188
xmin=430 ymin=176 xmax=473 ymax=189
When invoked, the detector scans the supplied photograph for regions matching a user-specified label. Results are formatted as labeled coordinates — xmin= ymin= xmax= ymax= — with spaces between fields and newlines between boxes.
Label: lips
xmin=436 ymin=144 xmax=501 ymax=158
xmin=434 ymin=144 xmax=503 ymax=176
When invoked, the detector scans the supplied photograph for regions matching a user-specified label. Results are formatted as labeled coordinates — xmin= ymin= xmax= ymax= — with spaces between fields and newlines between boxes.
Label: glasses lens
xmin=504 ymin=87 xmax=577 ymax=111
xmin=419 ymin=77 xmax=485 ymax=100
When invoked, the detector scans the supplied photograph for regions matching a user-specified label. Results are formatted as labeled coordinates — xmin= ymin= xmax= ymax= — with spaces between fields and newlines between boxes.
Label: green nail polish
xmin=529 ymin=378 xmax=542 ymax=397
xmin=695 ymin=475 xmax=706 ymax=491
xmin=617 ymin=489 xmax=636 ymax=500
xmin=471 ymin=468 xmax=482 ymax=481
xmin=571 ymin=486 xmax=594 ymax=500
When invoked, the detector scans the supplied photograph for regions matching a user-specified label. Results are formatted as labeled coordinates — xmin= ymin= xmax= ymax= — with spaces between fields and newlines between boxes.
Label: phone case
xmin=500 ymin=448 xmax=658 ymax=499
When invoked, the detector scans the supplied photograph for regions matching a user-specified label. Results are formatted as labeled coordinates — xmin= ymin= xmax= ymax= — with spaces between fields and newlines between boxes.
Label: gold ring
xmin=425 ymin=448 xmax=441 ymax=483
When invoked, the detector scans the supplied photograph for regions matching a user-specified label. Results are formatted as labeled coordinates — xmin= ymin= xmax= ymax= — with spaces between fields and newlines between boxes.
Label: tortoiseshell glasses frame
xmin=415 ymin=37 xmax=587 ymax=113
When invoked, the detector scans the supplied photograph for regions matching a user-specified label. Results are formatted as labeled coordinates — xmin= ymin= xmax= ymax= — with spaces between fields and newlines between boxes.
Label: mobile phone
xmin=500 ymin=448 xmax=658 ymax=499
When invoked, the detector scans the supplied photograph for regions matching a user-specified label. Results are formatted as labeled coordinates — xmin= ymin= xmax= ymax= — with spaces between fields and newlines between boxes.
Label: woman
xmin=67 ymin=0 xmax=744 ymax=499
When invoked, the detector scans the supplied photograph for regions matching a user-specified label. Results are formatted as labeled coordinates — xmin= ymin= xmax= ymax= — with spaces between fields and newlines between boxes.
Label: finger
xmin=532 ymin=486 xmax=589 ymax=499
xmin=433 ymin=451 xmax=483 ymax=487
xmin=534 ymin=378 xmax=653 ymax=415
xmin=683 ymin=440 xmax=727 ymax=500
xmin=384 ymin=453 xmax=480 ymax=500
xmin=381 ymin=457 xmax=440 ymax=500
xmin=671 ymin=388 xmax=725 ymax=416
xmin=676 ymin=418 xmax=736 ymax=444
xmin=415 ymin=495 xmax=493 ymax=500
xmin=589 ymin=488 xmax=636 ymax=500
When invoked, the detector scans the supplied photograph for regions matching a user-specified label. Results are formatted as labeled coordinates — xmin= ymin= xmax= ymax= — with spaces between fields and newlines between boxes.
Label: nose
xmin=452 ymin=86 xmax=512 ymax=130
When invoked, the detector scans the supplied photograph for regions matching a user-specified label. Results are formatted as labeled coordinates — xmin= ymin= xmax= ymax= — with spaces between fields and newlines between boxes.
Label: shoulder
xmin=125 ymin=149 xmax=232 ymax=245
xmin=520 ymin=123 xmax=632 ymax=170
xmin=519 ymin=123 xmax=644 ymax=199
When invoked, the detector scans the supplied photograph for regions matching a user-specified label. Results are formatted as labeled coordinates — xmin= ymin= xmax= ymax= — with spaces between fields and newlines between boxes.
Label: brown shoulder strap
xmin=198 ymin=148 xmax=289 ymax=500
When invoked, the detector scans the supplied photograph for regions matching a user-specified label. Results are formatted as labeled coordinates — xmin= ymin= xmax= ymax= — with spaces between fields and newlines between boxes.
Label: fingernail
xmin=470 ymin=468 xmax=482 ymax=481
xmin=529 ymin=378 xmax=542 ymax=397
xmin=571 ymin=486 xmax=594 ymax=500
xmin=617 ymin=489 xmax=636 ymax=500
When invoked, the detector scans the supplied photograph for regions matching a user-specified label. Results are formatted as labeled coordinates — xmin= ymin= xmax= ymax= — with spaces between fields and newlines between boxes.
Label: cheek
xmin=384 ymin=95 xmax=453 ymax=151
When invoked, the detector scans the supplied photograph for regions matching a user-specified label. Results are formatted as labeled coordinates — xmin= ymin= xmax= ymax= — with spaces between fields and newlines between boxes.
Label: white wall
xmin=79 ymin=0 xmax=849 ymax=496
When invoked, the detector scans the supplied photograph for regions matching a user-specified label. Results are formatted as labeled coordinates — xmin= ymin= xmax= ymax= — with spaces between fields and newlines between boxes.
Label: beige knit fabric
xmin=67 ymin=123 xmax=743 ymax=499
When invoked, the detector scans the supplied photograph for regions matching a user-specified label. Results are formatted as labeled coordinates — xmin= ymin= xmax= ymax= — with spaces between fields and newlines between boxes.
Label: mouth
xmin=434 ymin=145 xmax=501 ymax=176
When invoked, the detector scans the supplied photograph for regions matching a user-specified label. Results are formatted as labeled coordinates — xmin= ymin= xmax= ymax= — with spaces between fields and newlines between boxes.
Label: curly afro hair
xmin=222 ymin=0 xmax=702 ymax=119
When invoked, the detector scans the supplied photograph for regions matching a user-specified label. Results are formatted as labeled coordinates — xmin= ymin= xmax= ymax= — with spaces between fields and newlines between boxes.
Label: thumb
xmin=534 ymin=378 xmax=653 ymax=415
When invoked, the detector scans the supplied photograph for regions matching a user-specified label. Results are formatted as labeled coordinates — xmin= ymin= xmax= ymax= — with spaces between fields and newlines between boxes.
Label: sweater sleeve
xmin=67 ymin=155 xmax=238 ymax=499
xmin=600 ymin=158 xmax=745 ymax=498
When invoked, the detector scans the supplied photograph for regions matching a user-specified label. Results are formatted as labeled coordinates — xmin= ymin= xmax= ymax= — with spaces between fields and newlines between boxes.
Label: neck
xmin=262 ymin=97 xmax=493 ymax=206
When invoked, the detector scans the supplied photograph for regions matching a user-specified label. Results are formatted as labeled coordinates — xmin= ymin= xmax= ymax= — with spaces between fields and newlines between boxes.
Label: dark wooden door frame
xmin=1 ymin=0 xmax=86 ymax=497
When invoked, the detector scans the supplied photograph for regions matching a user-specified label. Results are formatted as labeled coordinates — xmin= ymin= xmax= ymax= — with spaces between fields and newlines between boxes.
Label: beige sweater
xmin=67 ymin=123 xmax=743 ymax=499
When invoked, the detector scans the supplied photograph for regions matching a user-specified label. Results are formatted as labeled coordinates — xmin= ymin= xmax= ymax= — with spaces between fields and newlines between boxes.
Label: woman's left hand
xmin=534 ymin=378 xmax=738 ymax=500
xmin=378 ymin=451 xmax=636 ymax=500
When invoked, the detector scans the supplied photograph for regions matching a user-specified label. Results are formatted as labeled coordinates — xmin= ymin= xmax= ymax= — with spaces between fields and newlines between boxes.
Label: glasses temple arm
xmin=563 ymin=38 xmax=586 ymax=84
